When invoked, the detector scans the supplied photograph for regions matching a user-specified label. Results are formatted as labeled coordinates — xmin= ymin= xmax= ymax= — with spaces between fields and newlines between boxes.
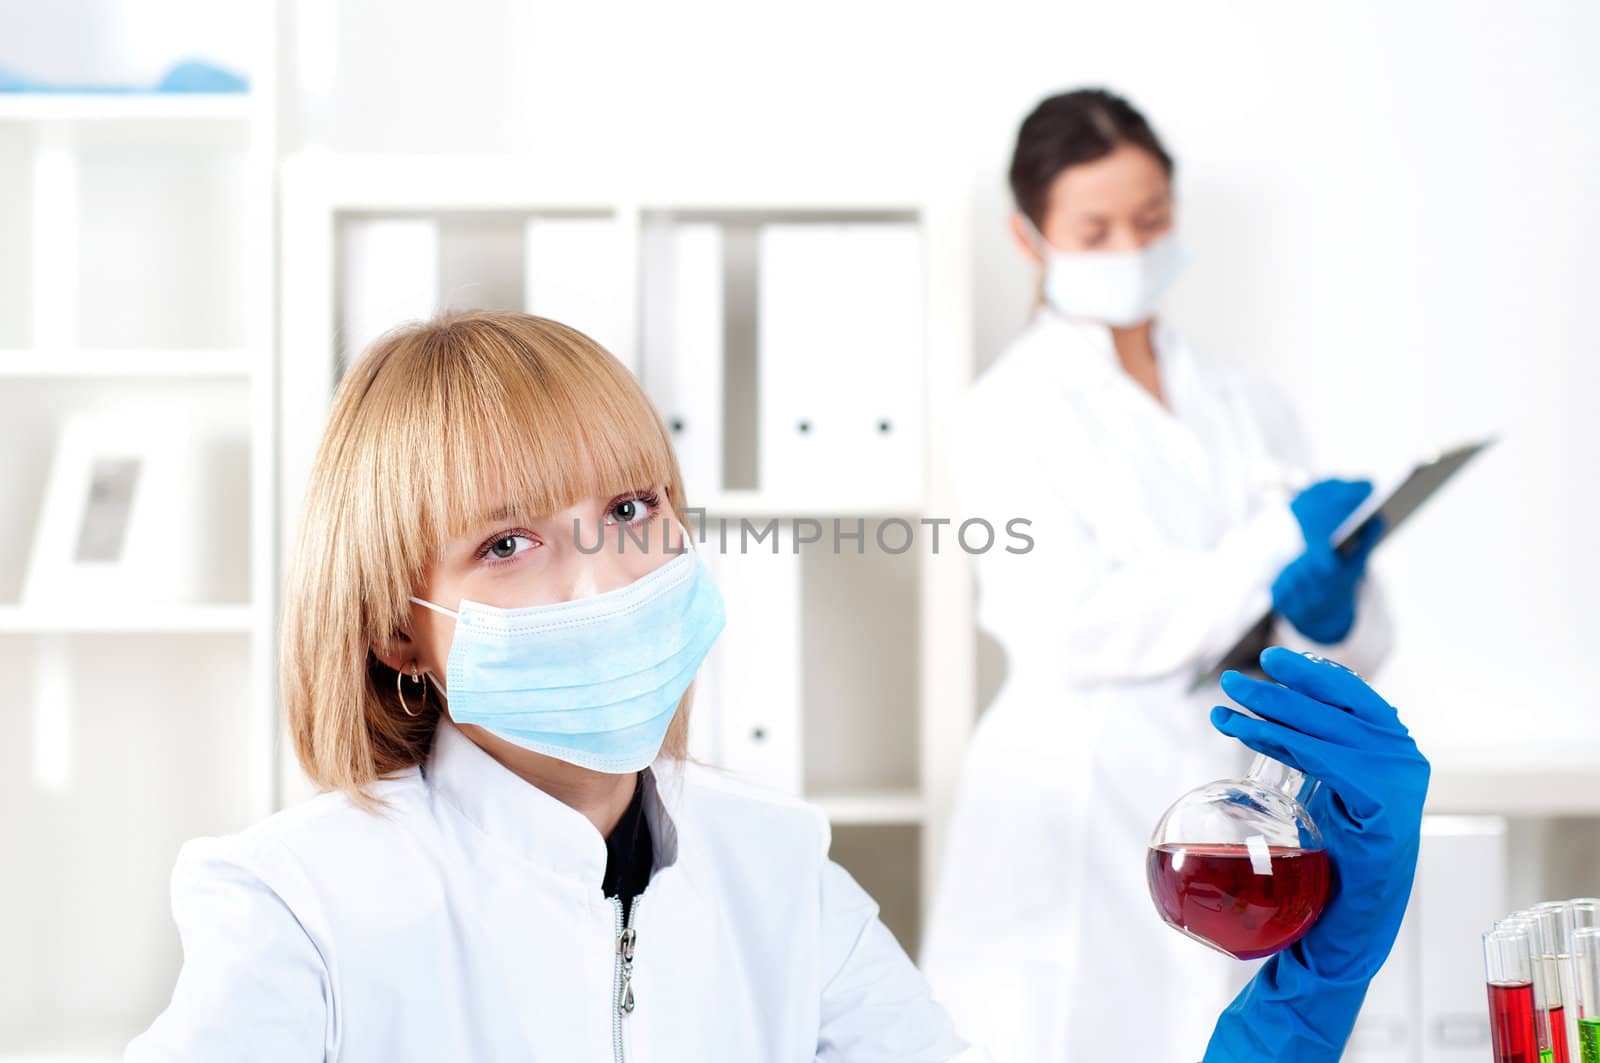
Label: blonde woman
xmin=124 ymin=310 xmax=1426 ymax=1062
xmin=124 ymin=311 xmax=976 ymax=1061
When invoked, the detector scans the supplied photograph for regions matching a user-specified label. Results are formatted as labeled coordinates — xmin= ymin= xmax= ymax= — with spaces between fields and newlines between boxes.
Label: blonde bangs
xmin=371 ymin=313 xmax=678 ymax=581
xmin=281 ymin=310 xmax=692 ymax=801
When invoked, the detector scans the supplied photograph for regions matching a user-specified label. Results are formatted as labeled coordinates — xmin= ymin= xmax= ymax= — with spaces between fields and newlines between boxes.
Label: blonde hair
xmin=280 ymin=310 xmax=693 ymax=802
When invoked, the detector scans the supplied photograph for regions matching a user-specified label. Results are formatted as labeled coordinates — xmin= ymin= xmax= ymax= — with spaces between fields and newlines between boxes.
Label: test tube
xmin=1487 ymin=924 xmax=1542 ymax=1063
xmin=1531 ymin=903 xmax=1576 ymax=1063
xmin=1570 ymin=926 xmax=1600 ymax=1063
xmin=1504 ymin=914 xmax=1560 ymax=1062
xmin=1571 ymin=892 xmax=1600 ymax=1048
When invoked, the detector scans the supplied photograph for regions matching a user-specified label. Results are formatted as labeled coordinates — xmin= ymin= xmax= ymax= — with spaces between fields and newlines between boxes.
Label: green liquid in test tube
xmin=1571 ymin=927 xmax=1600 ymax=1063
xmin=1580 ymin=1018 xmax=1600 ymax=1063
xmin=1561 ymin=900 xmax=1600 ymax=1060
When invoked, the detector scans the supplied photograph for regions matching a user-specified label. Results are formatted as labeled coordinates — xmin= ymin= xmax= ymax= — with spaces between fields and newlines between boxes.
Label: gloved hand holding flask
xmin=1199 ymin=648 xmax=1430 ymax=1062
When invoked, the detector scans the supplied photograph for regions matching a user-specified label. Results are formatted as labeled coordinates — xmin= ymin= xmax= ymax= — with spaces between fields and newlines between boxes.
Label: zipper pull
xmin=617 ymin=921 xmax=637 ymax=1014
xmin=619 ymin=978 xmax=636 ymax=1014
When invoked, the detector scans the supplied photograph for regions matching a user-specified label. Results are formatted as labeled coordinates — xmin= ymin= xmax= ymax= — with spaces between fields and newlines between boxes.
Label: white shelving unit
xmin=0 ymin=9 xmax=278 ymax=1060
xmin=278 ymin=153 xmax=978 ymax=958
xmin=0 ymin=604 xmax=256 ymax=634
xmin=0 ymin=94 xmax=255 ymax=122
xmin=814 ymin=789 xmax=929 ymax=826
xmin=0 ymin=348 xmax=254 ymax=378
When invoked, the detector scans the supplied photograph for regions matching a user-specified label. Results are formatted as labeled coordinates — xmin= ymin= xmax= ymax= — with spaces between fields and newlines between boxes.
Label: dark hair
xmin=1008 ymin=88 xmax=1175 ymax=227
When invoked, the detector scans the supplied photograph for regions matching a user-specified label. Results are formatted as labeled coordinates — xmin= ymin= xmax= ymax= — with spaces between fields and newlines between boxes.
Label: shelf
xmin=0 ymin=1032 xmax=127 ymax=1062
xmin=0 ymin=604 xmax=255 ymax=634
xmin=282 ymin=153 xmax=938 ymax=213
xmin=692 ymin=491 xmax=926 ymax=519
xmin=1426 ymin=746 xmax=1600 ymax=815
xmin=0 ymin=94 xmax=253 ymax=122
xmin=0 ymin=349 xmax=254 ymax=378
xmin=812 ymin=789 xmax=927 ymax=826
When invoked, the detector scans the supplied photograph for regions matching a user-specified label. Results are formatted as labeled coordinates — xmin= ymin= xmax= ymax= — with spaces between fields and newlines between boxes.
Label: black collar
xmin=601 ymin=771 xmax=654 ymax=909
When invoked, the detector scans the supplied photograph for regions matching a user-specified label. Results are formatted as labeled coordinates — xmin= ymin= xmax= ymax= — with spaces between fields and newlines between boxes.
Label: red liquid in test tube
xmin=1550 ymin=1005 xmax=1572 ymax=1063
xmin=1487 ymin=925 xmax=1544 ymax=1063
xmin=1488 ymin=982 xmax=1540 ymax=1063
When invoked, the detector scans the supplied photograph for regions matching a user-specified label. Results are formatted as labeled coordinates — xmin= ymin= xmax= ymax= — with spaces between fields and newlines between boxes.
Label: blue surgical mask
xmin=409 ymin=521 xmax=725 ymax=773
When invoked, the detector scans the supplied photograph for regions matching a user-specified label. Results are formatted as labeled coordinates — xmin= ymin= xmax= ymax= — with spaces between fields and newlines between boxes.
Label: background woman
xmin=921 ymin=88 xmax=1395 ymax=1061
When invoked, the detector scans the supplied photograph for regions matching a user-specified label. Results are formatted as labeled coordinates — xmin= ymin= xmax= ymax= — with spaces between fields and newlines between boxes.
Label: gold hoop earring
xmin=398 ymin=663 xmax=428 ymax=717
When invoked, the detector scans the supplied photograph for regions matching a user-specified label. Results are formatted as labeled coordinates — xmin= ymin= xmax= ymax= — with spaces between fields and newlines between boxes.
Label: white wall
xmin=282 ymin=0 xmax=1600 ymax=754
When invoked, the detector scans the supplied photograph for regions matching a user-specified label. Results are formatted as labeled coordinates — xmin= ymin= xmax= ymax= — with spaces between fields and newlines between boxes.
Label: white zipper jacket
xmin=126 ymin=716 xmax=983 ymax=1062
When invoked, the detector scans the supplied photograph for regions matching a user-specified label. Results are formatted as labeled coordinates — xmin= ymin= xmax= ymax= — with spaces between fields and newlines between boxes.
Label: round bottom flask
xmin=1146 ymin=754 xmax=1330 ymax=961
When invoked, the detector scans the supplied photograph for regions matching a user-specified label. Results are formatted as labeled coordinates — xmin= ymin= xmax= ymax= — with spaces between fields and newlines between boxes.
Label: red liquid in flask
xmin=1487 ymin=981 xmax=1538 ymax=1063
xmin=1146 ymin=843 xmax=1330 ymax=960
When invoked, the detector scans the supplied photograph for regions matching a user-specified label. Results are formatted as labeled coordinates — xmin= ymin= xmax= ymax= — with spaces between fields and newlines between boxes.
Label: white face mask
xmin=1023 ymin=217 xmax=1189 ymax=327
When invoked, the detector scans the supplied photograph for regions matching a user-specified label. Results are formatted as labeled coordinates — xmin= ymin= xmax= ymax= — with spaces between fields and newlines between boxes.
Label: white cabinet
xmin=0 ymin=7 xmax=278 ymax=1058
xmin=1345 ymin=815 xmax=1509 ymax=1063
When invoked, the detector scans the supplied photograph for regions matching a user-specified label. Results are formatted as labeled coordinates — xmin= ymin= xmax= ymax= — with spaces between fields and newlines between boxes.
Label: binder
xmin=692 ymin=520 xmax=803 ymax=795
xmin=339 ymin=217 xmax=439 ymax=365
xmin=841 ymin=222 xmax=923 ymax=504
xmin=756 ymin=221 xmax=923 ymax=505
xmin=524 ymin=215 xmax=627 ymax=370
xmin=639 ymin=220 xmax=725 ymax=497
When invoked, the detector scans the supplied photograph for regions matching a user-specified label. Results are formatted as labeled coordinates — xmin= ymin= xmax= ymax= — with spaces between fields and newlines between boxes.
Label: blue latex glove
xmin=1202 ymin=647 xmax=1429 ymax=1063
xmin=1272 ymin=521 xmax=1381 ymax=643
xmin=1274 ymin=479 xmax=1378 ymax=644
xmin=1289 ymin=478 xmax=1372 ymax=544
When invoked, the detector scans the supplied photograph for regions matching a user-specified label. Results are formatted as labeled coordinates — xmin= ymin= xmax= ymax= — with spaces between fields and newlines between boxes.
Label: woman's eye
xmin=480 ymin=534 xmax=534 ymax=563
xmin=607 ymin=491 xmax=661 ymax=526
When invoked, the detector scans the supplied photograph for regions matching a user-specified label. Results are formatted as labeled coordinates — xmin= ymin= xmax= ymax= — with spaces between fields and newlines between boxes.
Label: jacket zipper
xmin=611 ymin=894 xmax=640 ymax=1063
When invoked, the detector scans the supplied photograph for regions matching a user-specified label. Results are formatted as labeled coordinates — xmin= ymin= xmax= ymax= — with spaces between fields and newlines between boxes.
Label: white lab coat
xmin=920 ymin=308 xmax=1392 ymax=1062
xmin=127 ymin=715 xmax=985 ymax=1062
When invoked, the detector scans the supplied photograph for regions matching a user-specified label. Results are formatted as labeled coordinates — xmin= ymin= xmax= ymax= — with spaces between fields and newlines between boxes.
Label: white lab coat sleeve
xmin=813 ymin=813 xmax=990 ymax=1062
xmin=124 ymin=834 xmax=330 ymax=1062
xmin=952 ymin=394 xmax=1306 ymax=685
xmin=1230 ymin=368 xmax=1397 ymax=677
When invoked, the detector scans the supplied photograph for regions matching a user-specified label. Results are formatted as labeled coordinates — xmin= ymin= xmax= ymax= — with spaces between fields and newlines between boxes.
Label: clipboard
xmin=1190 ymin=437 xmax=1496 ymax=691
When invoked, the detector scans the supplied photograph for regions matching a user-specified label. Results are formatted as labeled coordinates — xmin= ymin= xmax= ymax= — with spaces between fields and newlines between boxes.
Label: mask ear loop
xmin=1017 ymin=210 xmax=1055 ymax=256
xmin=669 ymin=514 xmax=699 ymax=558
xmin=410 ymin=594 xmax=459 ymax=620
